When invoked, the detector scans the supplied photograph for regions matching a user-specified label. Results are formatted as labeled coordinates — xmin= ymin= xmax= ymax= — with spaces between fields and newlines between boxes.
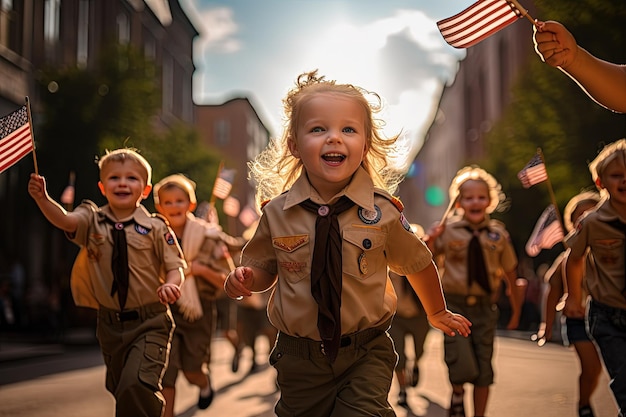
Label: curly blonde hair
xmin=248 ymin=70 xmax=404 ymax=207
xmin=448 ymin=165 xmax=506 ymax=215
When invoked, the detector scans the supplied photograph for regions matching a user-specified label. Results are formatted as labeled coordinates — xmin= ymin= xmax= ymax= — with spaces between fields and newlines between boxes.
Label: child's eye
xmin=311 ymin=126 xmax=324 ymax=133
xmin=343 ymin=127 xmax=356 ymax=133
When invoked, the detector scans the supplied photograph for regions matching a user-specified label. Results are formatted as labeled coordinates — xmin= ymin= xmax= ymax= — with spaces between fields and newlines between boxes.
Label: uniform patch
xmin=487 ymin=231 xmax=500 ymax=241
xmin=164 ymin=231 xmax=176 ymax=245
xmin=279 ymin=261 xmax=307 ymax=272
xmin=358 ymin=252 xmax=368 ymax=274
xmin=399 ymin=212 xmax=411 ymax=231
xmin=358 ymin=205 xmax=382 ymax=224
xmin=272 ymin=235 xmax=309 ymax=252
xmin=135 ymin=224 xmax=150 ymax=235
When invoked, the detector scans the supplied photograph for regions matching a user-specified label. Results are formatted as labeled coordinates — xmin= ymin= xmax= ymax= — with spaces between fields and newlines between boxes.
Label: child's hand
xmin=426 ymin=222 xmax=445 ymax=240
xmin=427 ymin=309 xmax=472 ymax=337
xmin=157 ymin=283 xmax=181 ymax=304
xmin=563 ymin=298 xmax=585 ymax=319
xmin=28 ymin=173 xmax=48 ymax=201
xmin=224 ymin=266 xmax=254 ymax=300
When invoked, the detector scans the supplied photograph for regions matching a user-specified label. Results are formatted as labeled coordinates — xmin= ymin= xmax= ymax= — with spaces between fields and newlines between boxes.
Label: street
xmin=0 ymin=330 xmax=618 ymax=417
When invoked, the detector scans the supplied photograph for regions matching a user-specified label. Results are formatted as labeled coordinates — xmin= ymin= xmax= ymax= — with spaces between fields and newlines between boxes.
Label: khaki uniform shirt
xmin=241 ymin=167 xmax=433 ymax=339
xmin=68 ymin=201 xmax=186 ymax=310
xmin=566 ymin=200 xmax=626 ymax=309
xmin=433 ymin=216 xmax=517 ymax=296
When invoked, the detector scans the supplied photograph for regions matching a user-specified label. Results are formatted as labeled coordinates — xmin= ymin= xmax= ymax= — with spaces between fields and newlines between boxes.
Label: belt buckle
xmin=465 ymin=295 xmax=477 ymax=306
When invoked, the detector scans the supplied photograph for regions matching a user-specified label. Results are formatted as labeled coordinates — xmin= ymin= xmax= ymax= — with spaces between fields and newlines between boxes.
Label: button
xmin=318 ymin=206 xmax=330 ymax=216
xmin=362 ymin=239 xmax=372 ymax=249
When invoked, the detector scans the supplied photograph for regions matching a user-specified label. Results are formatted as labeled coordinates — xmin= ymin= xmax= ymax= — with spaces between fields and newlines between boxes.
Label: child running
xmin=565 ymin=139 xmax=626 ymax=416
xmin=223 ymin=70 xmax=471 ymax=417
xmin=425 ymin=166 xmax=522 ymax=417
xmin=27 ymin=148 xmax=186 ymax=417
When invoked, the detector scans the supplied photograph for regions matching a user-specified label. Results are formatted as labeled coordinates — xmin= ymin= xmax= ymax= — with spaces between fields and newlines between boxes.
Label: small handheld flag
xmin=212 ymin=167 xmax=236 ymax=200
xmin=517 ymin=152 xmax=548 ymax=188
xmin=0 ymin=105 xmax=34 ymax=174
xmin=525 ymin=204 xmax=564 ymax=257
xmin=437 ymin=0 xmax=535 ymax=49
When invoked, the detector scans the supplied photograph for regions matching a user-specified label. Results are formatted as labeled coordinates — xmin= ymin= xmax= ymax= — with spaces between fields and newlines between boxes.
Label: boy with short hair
xmin=28 ymin=148 xmax=186 ymax=417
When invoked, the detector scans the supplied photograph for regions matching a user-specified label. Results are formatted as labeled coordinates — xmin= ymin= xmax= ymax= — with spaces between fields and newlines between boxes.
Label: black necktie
xmin=300 ymin=196 xmax=355 ymax=363
xmin=605 ymin=220 xmax=626 ymax=299
xmin=108 ymin=219 xmax=134 ymax=310
xmin=465 ymin=227 xmax=491 ymax=295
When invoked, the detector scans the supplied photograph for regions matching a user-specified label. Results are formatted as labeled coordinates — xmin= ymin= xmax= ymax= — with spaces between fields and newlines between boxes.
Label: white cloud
xmin=184 ymin=2 xmax=241 ymax=54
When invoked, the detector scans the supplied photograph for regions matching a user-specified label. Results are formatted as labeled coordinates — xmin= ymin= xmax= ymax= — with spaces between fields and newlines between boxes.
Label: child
xmin=27 ymin=148 xmax=186 ymax=417
xmin=533 ymin=20 xmax=626 ymax=113
xmin=425 ymin=166 xmax=522 ymax=417
xmin=538 ymin=190 xmax=602 ymax=417
xmin=565 ymin=139 xmax=626 ymax=416
xmin=223 ymin=70 xmax=471 ymax=417
xmin=153 ymin=174 xmax=231 ymax=415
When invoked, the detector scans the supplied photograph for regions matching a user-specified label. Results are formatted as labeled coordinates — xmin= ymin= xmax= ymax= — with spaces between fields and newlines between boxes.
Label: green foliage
xmin=481 ymin=0 xmax=626 ymax=248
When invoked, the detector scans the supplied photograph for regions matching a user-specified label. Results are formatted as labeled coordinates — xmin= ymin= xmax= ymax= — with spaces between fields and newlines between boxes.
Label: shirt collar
xmin=98 ymin=205 xmax=152 ymax=229
xmin=596 ymin=199 xmax=626 ymax=223
xmin=452 ymin=215 xmax=491 ymax=230
xmin=283 ymin=166 xmax=376 ymax=211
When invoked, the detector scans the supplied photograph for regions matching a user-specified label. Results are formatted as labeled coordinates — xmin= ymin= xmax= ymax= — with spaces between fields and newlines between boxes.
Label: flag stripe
xmin=525 ymin=205 xmax=564 ymax=257
xmin=212 ymin=177 xmax=232 ymax=199
xmin=0 ymin=108 xmax=33 ymax=174
xmin=437 ymin=0 xmax=520 ymax=48
xmin=517 ymin=153 xmax=548 ymax=188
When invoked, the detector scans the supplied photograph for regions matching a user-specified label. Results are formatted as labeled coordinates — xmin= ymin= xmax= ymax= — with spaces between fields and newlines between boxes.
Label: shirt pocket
xmin=447 ymin=240 xmax=469 ymax=263
xmin=592 ymin=238 xmax=623 ymax=268
xmin=343 ymin=228 xmax=386 ymax=280
xmin=272 ymin=234 xmax=311 ymax=283
xmin=126 ymin=231 xmax=155 ymax=268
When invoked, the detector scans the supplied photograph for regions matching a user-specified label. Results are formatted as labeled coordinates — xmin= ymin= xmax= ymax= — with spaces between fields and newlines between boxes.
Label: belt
xmin=590 ymin=299 xmax=626 ymax=315
xmin=276 ymin=319 xmax=391 ymax=359
xmin=99 ymin=302 xmax=168 ymax=323
xmin=446 ymin=293 xmax=492 ymax=307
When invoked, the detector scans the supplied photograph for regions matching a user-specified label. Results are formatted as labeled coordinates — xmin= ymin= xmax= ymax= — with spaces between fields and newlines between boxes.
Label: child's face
xmin=155 ymin=186 xmax=193 ymax=230
xmin=458 ymin=179 xmax=490 ymax=225
xmin=98 ymin=160 xmax=151 ymax=214
xmin=289 ymin=93 xmax=368 ymax=200
xmin=597 ymin=157 xmax=626 ymax=206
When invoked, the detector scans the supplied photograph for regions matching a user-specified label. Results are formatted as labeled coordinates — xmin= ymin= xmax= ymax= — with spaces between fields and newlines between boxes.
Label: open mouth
xmin=322 ymin=153 xmax=346 ymax=163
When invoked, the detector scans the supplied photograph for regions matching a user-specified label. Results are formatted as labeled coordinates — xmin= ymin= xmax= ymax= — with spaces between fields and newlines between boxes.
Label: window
xmin=43 ymin=0 xmax=60 ymax=44
xmin=215 ymin=119 xmax=230 ymax=146
xmin=77 ymin=0 xmax=90 ymax=67
xmin=117 ymin=12 xmax=129 ymax=45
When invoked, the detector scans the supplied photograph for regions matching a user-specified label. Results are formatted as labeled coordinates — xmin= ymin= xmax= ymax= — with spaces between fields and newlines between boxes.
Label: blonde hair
xmin=153 ymin=174 xmax=197 ymax=206
xmin=448 ymin=165 xmax=505 ymax=214
xmin=589 ymin=138 xmax=626 ymax=184
xmin=248 ymin=70 xmax=404 ymax=207
xmin=98 ymin=148 xmax=152 ymax=185
xmin=563 ymin=190 xmax=601 ymax=232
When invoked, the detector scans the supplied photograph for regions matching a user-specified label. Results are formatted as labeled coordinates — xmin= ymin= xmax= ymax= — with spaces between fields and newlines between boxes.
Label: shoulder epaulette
xmin=152 ymin=212 xmax=171 ymax=226
xmin=79 ymin=199 xmax=99 ymax=210
xmin=374 ymin=189 xmax=404 ymax=212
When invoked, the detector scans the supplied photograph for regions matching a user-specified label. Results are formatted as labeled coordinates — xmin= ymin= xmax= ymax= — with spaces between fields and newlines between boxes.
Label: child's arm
xmin=542 ymin=260 xmax=564 ymax=341
xmin=564 ymin=254 xmax=586 ymax=318
xmin=406 ymin=261 xmax=471 ymax=337
xmin=28 ymin=174 xmax=79 ymax=233
xmin=503 ymin=269 xmax=523 ymax=330
xmin=423 ymin=222 xmax=445 ymax=252
xmin=534 ymin=20 xmax=626 ymax=113
xmin=157 ymin=268 xmax=184 ymax=305
xmin=224 ymin=266 xmax=277 ymax=299
xmin=188 ymin=260 xmax=227 ymax=289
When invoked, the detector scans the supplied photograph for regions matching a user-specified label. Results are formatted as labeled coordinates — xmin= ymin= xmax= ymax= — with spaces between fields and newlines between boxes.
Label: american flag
xmin=212 ymin=168 xmax=236 ymax=200
xmin=517 ymin=153 xmax=548 ymax=188
xmin=437 ymin=0 xmax=522 ymax=49
xmin=239 ymin=205 xmax=259 ymax=227
xmin=0 ymin=105 xmax=33 ymax=174
xmin=525 ymin=204 xmax=564 ymax=257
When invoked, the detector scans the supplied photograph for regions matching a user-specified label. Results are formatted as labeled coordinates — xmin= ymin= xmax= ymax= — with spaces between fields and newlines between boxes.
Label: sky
xmin=179 ymin=0 xmax=477 ymax=166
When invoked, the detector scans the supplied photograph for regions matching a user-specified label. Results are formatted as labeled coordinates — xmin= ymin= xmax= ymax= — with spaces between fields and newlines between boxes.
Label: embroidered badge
xmin=487 ymin=231 xmax=500 ymax=241
xmin=358 ymin=252 xmax=368 ymax=275
xmin=272 ymin=235 xmax=309 ymax=252
xmin=164 ymin=231 xmax=176 ymax=245
xmin=135 ymin=224 xmax=150 ymax=235
xmin=358 ymin=205 xmax=382 ymax=224
xmin=399 ymin=212 xmax=411 ymax=231
xmin=279 ymin=261 xmax=307 ymax=272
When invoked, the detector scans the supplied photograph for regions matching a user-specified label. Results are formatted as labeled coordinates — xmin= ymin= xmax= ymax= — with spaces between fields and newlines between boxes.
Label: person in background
xmin=425 ymin=166 xmax=522 ymax=417
xmin=28 ymin=148 xmax=185 ymax=417
xmin=533 ymin=20 xmax=626 ymax=113
xmin=153 ymin=174 xmax=231 ymax=415
xmin=224 ymin=70 xmax=471 ymax=417
xmin=565 ymin=139 xmax=626 ymax=416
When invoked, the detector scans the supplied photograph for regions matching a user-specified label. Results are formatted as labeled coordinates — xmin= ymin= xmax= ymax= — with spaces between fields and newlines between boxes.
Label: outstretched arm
xmin=28 ymin=174 xmax=79 ymax=233
xmin=564 ymin=254 xmax=586 ymax=319
xmin=533 ymin=20 xmax=626 ymax=113
xmin=406 ymin=261 xmax=471 ymax=337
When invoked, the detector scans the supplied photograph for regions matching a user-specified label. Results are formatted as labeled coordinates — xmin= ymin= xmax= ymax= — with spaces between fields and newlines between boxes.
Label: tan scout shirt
xmin=68 ymin=201 xmax=186 ymax=310
xmin=241 ymin=167 xmax=433 ymax=339
xmin=433 ymin=216 xmax=517 ymax=296
xmin=566 ymin=200 xmax=626 ymax=309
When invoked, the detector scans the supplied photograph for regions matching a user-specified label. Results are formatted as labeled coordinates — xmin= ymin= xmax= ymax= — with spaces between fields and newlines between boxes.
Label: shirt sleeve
xmin=241 ymin=212 xmax=278 ymax=275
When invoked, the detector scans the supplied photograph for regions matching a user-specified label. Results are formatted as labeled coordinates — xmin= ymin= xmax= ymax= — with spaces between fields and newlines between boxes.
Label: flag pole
xmin=24 ymin=97 xmax=39 ymax=175
xmin=209 ymin=160 xmax=224 ymax=207
xmin=507 ymin=0 xmax=537 ymax=26
xmin=439 ymin=194 xmax=459 ymax=226
xmin=537 ymin=147 xmax=567 ymax=246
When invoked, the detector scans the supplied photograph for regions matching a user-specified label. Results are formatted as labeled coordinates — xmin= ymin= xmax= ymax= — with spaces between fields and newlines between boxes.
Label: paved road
xmin=0 ymin=330 xmax=618 ymax=416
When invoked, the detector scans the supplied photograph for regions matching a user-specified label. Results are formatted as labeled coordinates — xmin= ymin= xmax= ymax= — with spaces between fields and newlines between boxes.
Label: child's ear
xmin=189 ymin=201 xmax=197 ymax=212
xmin=141 ymin=184 xmax=152 ymax=200
xmin=595 ymin=177 xmax=605 ymax=189
xmin=288 ymin=136 xmax=300 ymax=158
xmin=98 ymin=181 xmax=105 ymax=196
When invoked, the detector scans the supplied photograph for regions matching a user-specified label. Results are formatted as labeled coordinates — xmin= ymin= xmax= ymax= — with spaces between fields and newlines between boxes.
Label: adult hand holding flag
xmin=0 ymin=104 xmax=34 ymax=174
xmin=525 ymin=204 xmax=565 ymax=257
xmin=437 ymin=0 xmax=535 ymax=49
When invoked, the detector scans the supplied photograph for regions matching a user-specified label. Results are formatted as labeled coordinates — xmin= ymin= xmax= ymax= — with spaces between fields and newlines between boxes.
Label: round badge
xmin=358 ymin=205 xmax=382 ymax=224
xmin=115 ymin=222 xmax=124 ymax=230
xmin=318 ymin=205 xmax=330 ymax=216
